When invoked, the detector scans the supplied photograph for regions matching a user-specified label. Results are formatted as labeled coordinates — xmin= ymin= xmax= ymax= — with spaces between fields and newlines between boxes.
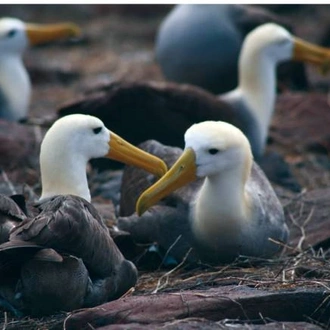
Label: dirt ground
xmin=1 ymin=4 xmax=330 ymax=330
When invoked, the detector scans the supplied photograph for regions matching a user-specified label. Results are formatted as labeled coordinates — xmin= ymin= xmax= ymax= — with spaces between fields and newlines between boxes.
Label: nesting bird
xmin=0 ymin=114 xmax=167 ymax=316
xmin=0 ymin=17 xmax=81 ymax=121
xmin=59 ymin=23 xmax=330 ymax=163
xmin=118 ymin=121 xmax=289 ymax=264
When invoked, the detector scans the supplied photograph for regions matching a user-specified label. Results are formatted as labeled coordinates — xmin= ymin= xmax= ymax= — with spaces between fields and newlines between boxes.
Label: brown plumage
xmin=0 ymin=194 xmax=138 ymax=316
xmin=0 ymin=194 xmax=27 ymax=244
xmin=0 ymin=114 xmax=168 ymax=316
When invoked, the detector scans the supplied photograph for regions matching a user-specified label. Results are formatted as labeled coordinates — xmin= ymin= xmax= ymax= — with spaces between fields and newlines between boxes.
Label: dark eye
xmin=278 ymin=39 xmax=288 ymax=46
xmin=7 ymin=29 xmax=17 ymax=38
xmin=93 ymin=127 xmax=102 ymax=134
xmin=208 ymin=148 xmax=219 ymax=155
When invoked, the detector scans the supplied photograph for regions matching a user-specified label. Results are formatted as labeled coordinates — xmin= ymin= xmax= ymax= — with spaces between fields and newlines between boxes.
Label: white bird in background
xmin=0 ymin=17 xmax=81 ymax=121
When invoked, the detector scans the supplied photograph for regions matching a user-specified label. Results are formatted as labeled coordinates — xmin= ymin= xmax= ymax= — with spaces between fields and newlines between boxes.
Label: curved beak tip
xmin=136 ymin=200 xmax=145 ymax=217
xmin=320 ymin=59 xmax=330 ymax=75
xmin=158 ymin=161 xmax=168 ymax=177
xmin=66 ymin=23 xmax=82 ymax=38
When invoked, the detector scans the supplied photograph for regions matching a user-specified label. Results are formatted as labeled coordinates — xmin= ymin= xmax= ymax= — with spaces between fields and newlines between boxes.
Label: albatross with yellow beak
xmin=0 ymin=114 xmax=167 ymax=316
xmin=155 ymin=4 xmax=303 ymax=94
xmin=118 ymin=121 xmax=288 ymax=264
xmin=0 ymin=17 xmax=81 ymax=121
xmin=219 ymin=22 xmax=330 ymax=158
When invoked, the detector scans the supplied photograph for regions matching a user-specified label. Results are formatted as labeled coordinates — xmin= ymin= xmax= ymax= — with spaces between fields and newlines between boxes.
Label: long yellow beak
xmin=136 ymin=148 xmax=197 ymax=216
xmin=25 ymin=22 xmax=81 ymax=46
xmin=293 ymin=37 xmax=330 ymax=73
xmin=107 ymin=132 xmax=167 ymax=178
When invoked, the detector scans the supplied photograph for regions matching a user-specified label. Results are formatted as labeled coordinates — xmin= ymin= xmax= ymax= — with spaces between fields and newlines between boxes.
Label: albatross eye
xmin=93 ymin=127 xmax=102 ymax=134
xmin=6 ymin=29 xmax=17 ymax=38
xmin=277 ymin=39 xmax=289 ymax=46
xmin=208 ymin=148 xmax=219 ymax=155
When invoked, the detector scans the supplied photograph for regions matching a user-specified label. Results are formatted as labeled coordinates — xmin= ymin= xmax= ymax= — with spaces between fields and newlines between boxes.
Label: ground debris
xmin=58 ymin=284 xmax=330 ymax=329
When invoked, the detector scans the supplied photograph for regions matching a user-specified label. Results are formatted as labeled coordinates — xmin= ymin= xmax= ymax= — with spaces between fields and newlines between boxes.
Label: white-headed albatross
xmin=0 ymin=114 xmax=167 ymax=316
xmin=58 ymin=23 xmax=330 ymax=163
xmin=118 ymin=121 xmax=289 ymax=264
xmin=155 ymin=4 xmax=305 ymax=93
xmin=0 ymin=17 xmax=81 ymax=121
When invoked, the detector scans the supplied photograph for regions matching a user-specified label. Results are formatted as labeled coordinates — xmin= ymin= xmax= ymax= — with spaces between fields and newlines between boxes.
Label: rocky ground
xmin=1 ymin=4 xmax=330 ymax=330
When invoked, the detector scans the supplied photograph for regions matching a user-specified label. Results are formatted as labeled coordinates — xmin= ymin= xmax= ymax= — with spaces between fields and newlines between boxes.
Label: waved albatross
xmin=0 ymin=17 xmax=81 ymax=121
xmin=58 ymin=23 xmax=330 ymax=164
xmin=155 ymin=4 xmax=307 ymax=93
xmin=0 ymin=114 xmax=167 ymax=316
xmin=118 ymin=121 xmax=289 ymax=264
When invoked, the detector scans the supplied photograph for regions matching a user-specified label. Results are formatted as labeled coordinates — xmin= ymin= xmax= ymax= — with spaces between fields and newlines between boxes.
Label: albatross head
xmin=184 ymin=121 xmax=252 ymax=178
xmin=0 ymin=17 xmax=81 ymax=56
xmin=40 ymin=114 xmax=167 ymax=202
xmin=242 ymin=23 xmax=330 ymax=68
xmin=0 ymin=18 xmax=28 ymax=55
xmin=136 ymin=121 xmax=252 ymax=216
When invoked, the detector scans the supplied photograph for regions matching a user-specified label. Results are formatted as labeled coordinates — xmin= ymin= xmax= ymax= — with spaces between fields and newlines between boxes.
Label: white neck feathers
xmin=237 ymin=50 xmax=277 ymax=153
xmin=191 ymin=146 xmax=253 ymax=248
xmin=39 ymin=136 xmax=91 ymax=202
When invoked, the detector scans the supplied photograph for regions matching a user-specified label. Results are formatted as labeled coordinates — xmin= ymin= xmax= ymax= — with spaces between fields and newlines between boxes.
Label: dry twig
xmin=152 ymin=248 xmax=192 ymax=294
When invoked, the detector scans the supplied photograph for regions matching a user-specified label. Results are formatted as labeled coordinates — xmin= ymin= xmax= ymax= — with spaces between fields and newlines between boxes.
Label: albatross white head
xmin=233 ymin=22 xmax=330 ymax=156
xmin=0 ymin=17 xmax=80 ymax=121
xmin=136 ymin=121 xmax=253 ymax=225
xmin=40 ymin=114 xmax=167 ymax=202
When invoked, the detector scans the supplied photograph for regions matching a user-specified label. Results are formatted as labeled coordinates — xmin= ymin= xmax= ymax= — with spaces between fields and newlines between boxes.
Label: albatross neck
xmin=40 ymin=150 xmax=91 ymax=202
xmin=192 ymin=158 xmax=252 ymax=246
xmin=0 ymin=55 xmax=30 ymax=121
xmin=237 ymin=52 xmax=277 ymax=154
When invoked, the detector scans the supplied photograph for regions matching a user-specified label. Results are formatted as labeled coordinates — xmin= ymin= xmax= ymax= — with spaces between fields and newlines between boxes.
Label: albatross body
xmin=0 ymin=17 xmax=80 ymax=121
xmin=59 ymin=23 xmax=330 ymax=163
xmin=118 ymin=121 xmax=289 ymax=264
xmin=0 ymin=114 xmax=167 ymax=316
